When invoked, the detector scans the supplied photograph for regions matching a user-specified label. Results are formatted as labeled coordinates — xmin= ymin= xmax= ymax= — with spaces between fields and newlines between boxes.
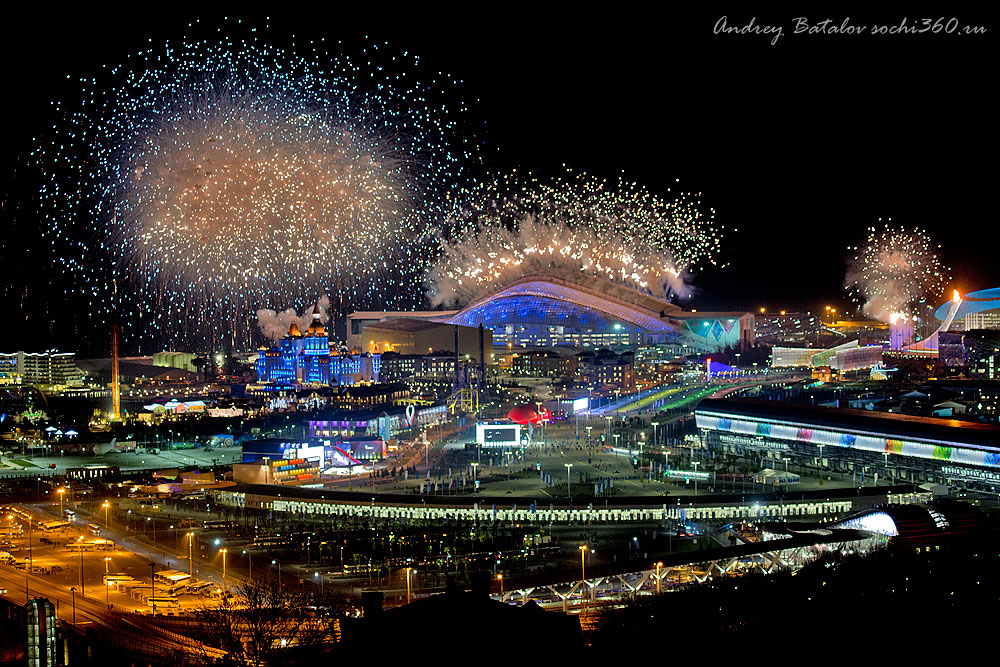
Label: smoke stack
xmin=111 ymin=325 xmax=121 ymax=421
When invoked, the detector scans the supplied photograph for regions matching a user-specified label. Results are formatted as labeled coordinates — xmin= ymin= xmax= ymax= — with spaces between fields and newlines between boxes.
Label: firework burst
xmin=36 ymin=24 xmax=471 ymax=349
xmin=844 ymin=222 xmax=950 ymax=322
xmin=425 ymin=169 xmax=725 ymax=307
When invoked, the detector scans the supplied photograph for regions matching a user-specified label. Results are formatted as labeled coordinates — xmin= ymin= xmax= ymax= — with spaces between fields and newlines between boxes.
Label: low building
xmin=353 ymin=318 xmax=492 ymax=361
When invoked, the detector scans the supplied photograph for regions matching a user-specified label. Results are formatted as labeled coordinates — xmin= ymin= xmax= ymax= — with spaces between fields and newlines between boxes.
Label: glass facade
xmin=449 ymin=294 xmax=647 ymax=348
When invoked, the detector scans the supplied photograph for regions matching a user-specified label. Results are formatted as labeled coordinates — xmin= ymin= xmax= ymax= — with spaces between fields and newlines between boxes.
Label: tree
xmin=194 ymin=577 xmax=346 ymax=666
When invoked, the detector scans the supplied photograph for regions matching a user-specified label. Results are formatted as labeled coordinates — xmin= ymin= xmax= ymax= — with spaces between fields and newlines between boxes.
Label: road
xmin=0 ymin=557 xmax=225 ymax=660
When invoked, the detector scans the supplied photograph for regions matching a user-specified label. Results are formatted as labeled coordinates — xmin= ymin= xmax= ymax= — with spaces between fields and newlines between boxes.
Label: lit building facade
xmin=0 ymin=351 xmax=82 ymax=386
xmin=256 ymin=307 xmax=380 ymax=387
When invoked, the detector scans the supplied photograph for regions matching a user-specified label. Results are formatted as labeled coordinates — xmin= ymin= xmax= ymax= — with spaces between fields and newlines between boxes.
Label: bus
xmin=40 ymin=521 xmax=70 ymax=532
xmin=67 ymin=539 xmax=114 ymax=552
xmin=148 ymin=596 xmax=180 ymax=609
xmin=103 ymin=574 xmax=135 ymax=586
xmin=202 ymin=520 xmax=236 ymax=529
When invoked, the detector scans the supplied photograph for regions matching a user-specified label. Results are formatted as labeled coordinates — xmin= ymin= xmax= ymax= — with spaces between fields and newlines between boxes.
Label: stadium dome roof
xmin=443 ymin=268 xmax=684 ymax=334
xmin=934 ymin=287 xmax=1000 ymax=321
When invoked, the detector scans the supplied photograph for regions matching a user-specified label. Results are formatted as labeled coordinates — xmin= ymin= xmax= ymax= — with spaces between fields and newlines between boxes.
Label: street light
xmin=25 ymin=515 xmax=31 ymax=601
xmin=70 ymin=586 xmax=76 ymax=627
xmin=220 ymin=548 xmax=228 ymax=594
xmin=406 ymin=567 xmax=412 ymax=604
xmin=149 ymin=562 xmax=156 ymax=617
xmin=578 ymin=545 xmax=587 ymax=614
xmin=187 ymin=533 xmax=195 ymax=577
xmin=564 ymin=463 xmax=573 ymax=500
xmin=102 ymin=501 xmax=110 ymax=537
xmin=77 ymin=537 xmax=85 ymax=597
xmin=57 ymin=488 xmax=65 ymax=518
xmin=497 ymin=573 xmax=504 ymax=601
xmin=104 ymin=557 xmax=111 ymax=608
xmin=242 ymin=548 xmax=252 ymax=579
xmin=656 ymin=561 xmax=663 ymax=594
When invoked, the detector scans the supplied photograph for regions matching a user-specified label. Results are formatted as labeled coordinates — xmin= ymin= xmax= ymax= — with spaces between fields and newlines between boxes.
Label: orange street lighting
xmin=220 ymin=548 xmax=228 ymax=593
xmin=186 ymin=532 xmax=195 ymax=577
xmin=656 ymin=561 xmax=663 ymax=594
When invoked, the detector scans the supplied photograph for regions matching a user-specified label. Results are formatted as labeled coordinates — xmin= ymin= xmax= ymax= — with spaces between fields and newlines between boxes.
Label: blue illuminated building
xmin=444 ymin=269 xmax=679 ymax=349
xmin=257 ymin=306 xmax=380 ymax=387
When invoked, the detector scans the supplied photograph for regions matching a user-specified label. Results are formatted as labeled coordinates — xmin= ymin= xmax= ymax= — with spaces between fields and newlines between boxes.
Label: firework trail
xmin=425 ymin=169 xmax=725 ymax=307
xmin=844 ymin=222 xmax=950 ymax=322
xmin=35 ymin=24 xmax=471 ymax=350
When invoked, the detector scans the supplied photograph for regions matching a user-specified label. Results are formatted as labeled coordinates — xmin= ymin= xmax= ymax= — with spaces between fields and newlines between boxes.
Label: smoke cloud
xmin=256 ymin=295 xmax=331 ymax=341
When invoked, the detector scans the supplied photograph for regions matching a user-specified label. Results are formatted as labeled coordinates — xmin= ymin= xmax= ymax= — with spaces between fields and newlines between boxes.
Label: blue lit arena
xmin=442 ymin=268 xmax=684 ymax=348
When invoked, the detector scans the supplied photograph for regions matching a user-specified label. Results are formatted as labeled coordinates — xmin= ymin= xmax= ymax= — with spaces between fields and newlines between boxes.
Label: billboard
xmin=476 ymin=422 xmax=522 ymax=447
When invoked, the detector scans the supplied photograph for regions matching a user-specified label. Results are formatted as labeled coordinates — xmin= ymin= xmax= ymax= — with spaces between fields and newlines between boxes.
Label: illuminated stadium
xmin=434 ymin=268 xmax=753 ymax=351
xmin=934 ymin=287 xmax=1000 ymax=328
xmin=696 ymin=398 xmax=1000 ymax=491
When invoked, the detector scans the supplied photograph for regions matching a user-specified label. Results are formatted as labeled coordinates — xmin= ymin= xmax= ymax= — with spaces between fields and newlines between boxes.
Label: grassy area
xmin=8 ymin=458 xmax=38 ymax=468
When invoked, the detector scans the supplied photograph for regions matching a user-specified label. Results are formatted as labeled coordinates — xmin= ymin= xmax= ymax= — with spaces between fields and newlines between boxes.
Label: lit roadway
xmin=0 ymin=559 xmax=225 ymax=660
xmin=0 ymin=507 xmax=228 ymax=660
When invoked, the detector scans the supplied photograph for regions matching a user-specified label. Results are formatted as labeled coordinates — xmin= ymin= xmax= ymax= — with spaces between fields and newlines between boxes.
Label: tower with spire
xmin=255 ymin=304 xmax=380 ymax=387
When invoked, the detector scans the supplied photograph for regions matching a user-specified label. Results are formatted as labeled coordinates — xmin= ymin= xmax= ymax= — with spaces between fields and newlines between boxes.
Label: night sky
xmin=1 ymin=8 xmax=993 ymax=354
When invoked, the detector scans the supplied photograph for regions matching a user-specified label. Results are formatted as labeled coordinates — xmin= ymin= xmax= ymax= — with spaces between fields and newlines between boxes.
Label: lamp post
xmin=693 ymin=461 xmax=700 ymax=495
xmin=187 ymin=533 xmax=195 ymax=577
xmin=77 ymin=537 xmax=85 ymax=597
xmin=242 ymin=549 xmax=252 ymax=579
xmin=651 ymin=422 xmax=659 ymax=448
xmin=70 ymin=586 xmax=76 ymax=627
xmin=220 ymin=548 xmax=227 ymax=594
xmin=57 ymin=488 xmax=65 ymax=518
xmin=25 ymin=515 xmax=31 ymax=601
xmin=406 ymin=567 xmax=412 ymax=604
xmin=656 ymin=561 xmax=663 ymax=594
xmin=149 ymin=562 xmax=156 ymax=617
xmin=104 ymin=557 xmax=111 ymax=608
xmin=272 ymin=560 xmax=281 ymax=588
xmin=102 ymin=501 xmax=110 ymax=538
xmin=497 ymin=573 xmax=504 ymax=601
xmin=578 ymin=545 xmax=587 ymax=614
xmin=564 ymin=463 xmax=573 ymax=500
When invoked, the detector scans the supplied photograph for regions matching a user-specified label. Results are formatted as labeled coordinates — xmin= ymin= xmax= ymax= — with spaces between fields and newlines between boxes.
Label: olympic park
xmin=218 ymin=272 xmax=1000 ymax=555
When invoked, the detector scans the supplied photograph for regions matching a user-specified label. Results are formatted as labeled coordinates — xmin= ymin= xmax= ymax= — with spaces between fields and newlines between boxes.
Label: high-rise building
xmin=0 ymin=351 xmax=82 ymax=386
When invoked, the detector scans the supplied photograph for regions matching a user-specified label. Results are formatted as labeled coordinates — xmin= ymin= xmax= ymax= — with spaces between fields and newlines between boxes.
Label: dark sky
xmin=1 ymin=8 xmax=994 ymax=353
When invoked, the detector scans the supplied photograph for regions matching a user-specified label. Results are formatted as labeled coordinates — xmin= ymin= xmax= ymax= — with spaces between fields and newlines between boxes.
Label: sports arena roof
xmin=442 ymin=268 xmax=684 ymax=333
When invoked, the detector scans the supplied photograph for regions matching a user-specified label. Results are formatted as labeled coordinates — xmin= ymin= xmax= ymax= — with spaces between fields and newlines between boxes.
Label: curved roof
xmin=934 ymin=287 xmax=1000 ymax=321
xmin=443 ymin=268 xmax=683 ymax=333
xmin=828 ymin=501 xmax=982 ymax=542
xmin=697 ymin=397 xmax=1000 ymax=449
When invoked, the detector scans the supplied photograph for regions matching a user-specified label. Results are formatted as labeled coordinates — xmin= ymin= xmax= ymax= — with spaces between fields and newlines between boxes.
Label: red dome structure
xmin=507 ymin=404 xmax=552 ymax=425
